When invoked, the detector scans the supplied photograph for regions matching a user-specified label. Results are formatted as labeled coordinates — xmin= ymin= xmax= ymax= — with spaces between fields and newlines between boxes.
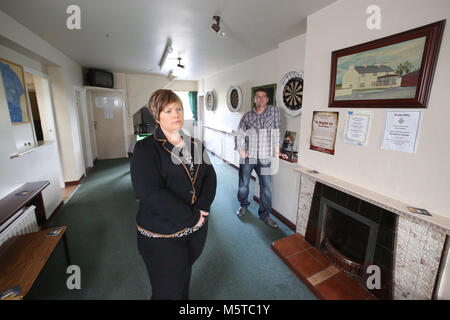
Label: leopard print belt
xmin=137 ymin=216 xmax=207 ymax=239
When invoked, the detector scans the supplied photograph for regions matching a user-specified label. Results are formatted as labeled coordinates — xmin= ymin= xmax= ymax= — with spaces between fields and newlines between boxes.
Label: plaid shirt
xmin=236 ymin=105 xmax=281 ymax=159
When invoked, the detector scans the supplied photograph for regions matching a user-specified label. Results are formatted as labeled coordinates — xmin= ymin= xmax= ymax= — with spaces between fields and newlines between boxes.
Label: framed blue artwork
xmin=0 ymin=58 xmax=30 ymax=124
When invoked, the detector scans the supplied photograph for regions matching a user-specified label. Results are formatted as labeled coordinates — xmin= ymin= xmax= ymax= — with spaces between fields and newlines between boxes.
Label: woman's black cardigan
xmin=130 ymin=126 xmax=217 ymax=235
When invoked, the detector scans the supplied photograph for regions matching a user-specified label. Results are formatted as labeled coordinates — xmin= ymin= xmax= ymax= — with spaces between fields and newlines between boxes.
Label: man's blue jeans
xmin=237 ymin=158 xmax=272 ymax=220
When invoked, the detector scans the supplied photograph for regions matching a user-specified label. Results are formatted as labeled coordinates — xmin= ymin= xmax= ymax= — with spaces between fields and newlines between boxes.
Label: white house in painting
xmin=342 ymin=64 xmax=401 ymax=90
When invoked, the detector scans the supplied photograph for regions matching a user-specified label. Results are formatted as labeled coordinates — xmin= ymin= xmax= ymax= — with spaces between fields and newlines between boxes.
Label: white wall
xmin=200 ymin=33 xmax=307 ymax=222
xmin=201 ymin=33 xmax=306 ymax=162
xmin=0 ymin=8 xmax=85 ymax=222
xmin=122 ymin=72 xmax=198 ymax=117
xmin=0 ymin=9 xmax=85 ymax=183
xmin=300 ymin=0 xmax=450 ymax=299
xmin=0 ymin=75 xmax=62 ymax=216
xmin=113 ymin=72 xmax=198 ymax=147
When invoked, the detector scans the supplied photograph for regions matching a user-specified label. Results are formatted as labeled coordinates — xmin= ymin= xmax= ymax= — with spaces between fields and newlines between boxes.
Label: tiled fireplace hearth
xmin=293 ymin=166 xmax=449 ymax=300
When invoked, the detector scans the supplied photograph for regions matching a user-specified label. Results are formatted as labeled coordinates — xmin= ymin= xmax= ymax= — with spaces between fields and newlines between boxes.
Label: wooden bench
xmin=0 ymin=226 xmax=71 ymax=300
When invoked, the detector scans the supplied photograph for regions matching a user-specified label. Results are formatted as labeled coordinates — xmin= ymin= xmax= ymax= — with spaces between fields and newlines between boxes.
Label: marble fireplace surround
xmin=294 ymin=166 xmax=449 ymax=300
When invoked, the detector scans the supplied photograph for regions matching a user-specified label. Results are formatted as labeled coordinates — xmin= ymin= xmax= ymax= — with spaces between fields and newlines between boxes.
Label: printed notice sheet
xmin=344 ymin=111 xmax=372 ymax=146
xmin=381 ymin=111 xmax=422 ymax=153
xmin=310 ymin=111 xmax=339 ymax=155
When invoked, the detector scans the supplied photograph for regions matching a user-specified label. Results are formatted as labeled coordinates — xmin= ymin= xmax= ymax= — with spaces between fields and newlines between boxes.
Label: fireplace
xmin=296 ymin=168 xmax=449 ymax=300
xmin=317 ymin=198 xmax=379 ymax=279
xmin=305 ymin=182 xmax=397 ymax=299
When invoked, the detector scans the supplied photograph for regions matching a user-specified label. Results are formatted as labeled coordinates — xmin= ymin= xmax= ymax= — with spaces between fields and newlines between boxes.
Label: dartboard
xmin=283 ymin=77 xmax=303 ymax=110
xmin=277 ymin=71 xmax=304 ymax=117
xmin=230 ymin=90 xmax=239 ymax=107
xmin=205 ymin=91 xmax=215 ymax=111
xmin=226 ymin=85 xmax=242 ymax=112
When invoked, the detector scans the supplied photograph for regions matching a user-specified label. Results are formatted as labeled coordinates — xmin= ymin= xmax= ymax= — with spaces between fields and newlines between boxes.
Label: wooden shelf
xmin=0 ymin=181 xmax=50 ymax=228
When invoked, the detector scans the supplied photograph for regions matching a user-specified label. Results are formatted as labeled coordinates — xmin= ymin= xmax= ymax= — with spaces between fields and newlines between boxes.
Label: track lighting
xmin=177 ymin=57 xmax=185 ymax=69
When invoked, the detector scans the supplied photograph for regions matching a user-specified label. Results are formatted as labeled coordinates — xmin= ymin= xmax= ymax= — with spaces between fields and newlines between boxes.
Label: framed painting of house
xmin=329 ymin=20 xmax=445 ymax=109
xmin=0 ymin=58 xmax=30 ymax=123
xmin=251 ymin=83 xmax=276 ymax=108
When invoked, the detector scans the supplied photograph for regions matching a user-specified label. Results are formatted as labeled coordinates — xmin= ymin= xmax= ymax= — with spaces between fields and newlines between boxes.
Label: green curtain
xmin=188 ymin=91 xmax=198 ymax=122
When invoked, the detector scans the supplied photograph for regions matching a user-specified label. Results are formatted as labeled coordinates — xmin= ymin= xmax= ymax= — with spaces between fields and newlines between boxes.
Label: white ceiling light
xmin=159 ymin=38 xmax=173 ymax=71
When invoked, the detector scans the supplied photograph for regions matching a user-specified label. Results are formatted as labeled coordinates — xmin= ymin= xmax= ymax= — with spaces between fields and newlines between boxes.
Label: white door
xmin=92 ymin=91 xmax=126 ymax=159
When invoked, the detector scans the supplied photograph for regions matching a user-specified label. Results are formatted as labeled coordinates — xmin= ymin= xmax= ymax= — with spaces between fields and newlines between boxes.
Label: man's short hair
xmin=254 ymin=88 xmax=269 ymax=97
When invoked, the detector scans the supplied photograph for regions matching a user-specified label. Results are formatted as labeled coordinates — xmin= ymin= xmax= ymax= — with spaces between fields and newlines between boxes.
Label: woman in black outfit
xmin=130 ymin=89 xmax=217 ymax=300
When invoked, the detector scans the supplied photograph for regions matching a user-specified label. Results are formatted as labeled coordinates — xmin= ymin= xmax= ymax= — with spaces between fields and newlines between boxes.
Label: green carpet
xmin=26 ymin=154 xmax=317 ymax=300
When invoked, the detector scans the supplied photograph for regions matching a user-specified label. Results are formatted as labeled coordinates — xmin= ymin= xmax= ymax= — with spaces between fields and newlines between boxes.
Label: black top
xmin=130 ymin=126 xmax=217 ymax=235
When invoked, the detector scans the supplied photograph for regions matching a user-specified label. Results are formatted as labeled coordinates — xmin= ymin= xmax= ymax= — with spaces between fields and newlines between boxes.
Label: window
xmin=174 ymin=91 xmax=193 ymax=120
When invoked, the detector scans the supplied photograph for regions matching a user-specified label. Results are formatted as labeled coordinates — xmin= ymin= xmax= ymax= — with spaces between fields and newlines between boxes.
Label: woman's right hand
xmin=194 ymin=210 xmax=209 ymax=228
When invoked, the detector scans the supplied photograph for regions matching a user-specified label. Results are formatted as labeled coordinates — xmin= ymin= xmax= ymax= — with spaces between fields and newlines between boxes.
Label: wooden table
xmin=0 ymin=226 xmax=71 ymax=299
xmin=0 ymin=181 xmax=50 ymax=228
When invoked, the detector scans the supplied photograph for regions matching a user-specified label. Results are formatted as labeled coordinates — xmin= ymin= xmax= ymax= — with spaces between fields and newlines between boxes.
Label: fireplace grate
xmin=322 ymin=238 xmax=363 ymax=279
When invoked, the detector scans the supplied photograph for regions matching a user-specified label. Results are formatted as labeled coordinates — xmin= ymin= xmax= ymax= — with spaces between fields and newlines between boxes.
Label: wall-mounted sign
xmin=381 ymin=111 xmax=422 ymax=153
xmin=310 ymin=111 xmax=339 ymax=155
xmin=343 ymin=111 xmax=372 ymax=146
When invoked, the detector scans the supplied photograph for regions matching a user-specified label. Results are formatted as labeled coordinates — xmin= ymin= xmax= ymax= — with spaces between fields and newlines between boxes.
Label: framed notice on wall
xmin=310 ymin=111 xmax=339 ymax=155
xmin=344 ymin=111 xmax=372 ymax=146
xmin=381 ymin=111 xmax=422 ymax=153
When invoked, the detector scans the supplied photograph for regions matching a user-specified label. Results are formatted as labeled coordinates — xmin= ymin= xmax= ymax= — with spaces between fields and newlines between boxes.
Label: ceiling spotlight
xmin=177 ymin=57 xmax=185 ymax=69
xmin=211 ymin=15 xmax=226 ymax=37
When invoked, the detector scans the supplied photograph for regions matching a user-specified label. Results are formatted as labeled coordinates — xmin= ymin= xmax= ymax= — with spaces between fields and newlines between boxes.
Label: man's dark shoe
xmin=262 ymin=217 xmax=278 ymax=228
xmin=236 ymin=207 xmax=249 ymax=217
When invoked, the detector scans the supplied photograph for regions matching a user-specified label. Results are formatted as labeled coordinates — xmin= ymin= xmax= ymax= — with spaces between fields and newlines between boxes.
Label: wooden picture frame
xmin=0 ymin=58 xmax=31 ymax=124
xmin=329 ymin=20 xmax=445 ymax=109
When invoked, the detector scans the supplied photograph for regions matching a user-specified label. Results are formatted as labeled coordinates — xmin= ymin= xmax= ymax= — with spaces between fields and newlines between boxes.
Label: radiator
xmin=0 ymin=205 xmax=39 ymax=246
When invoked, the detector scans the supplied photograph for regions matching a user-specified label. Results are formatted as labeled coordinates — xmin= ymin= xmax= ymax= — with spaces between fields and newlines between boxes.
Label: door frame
xmin=89 ymin=87 xmax=128 ymax=159
xmin=74 ymin=86 xmax=93 ymax=170
xmin=23 ymin=66 xmax=65 ymax=188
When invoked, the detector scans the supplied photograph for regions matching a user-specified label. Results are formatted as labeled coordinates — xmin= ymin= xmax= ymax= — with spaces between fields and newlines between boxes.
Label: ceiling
xmin=0 ymin=0 xmax=336 ymax=79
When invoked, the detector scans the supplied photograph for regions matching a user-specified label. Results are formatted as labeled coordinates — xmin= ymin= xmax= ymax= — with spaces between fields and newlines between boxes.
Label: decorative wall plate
xmin=205 ymin=91 xmax=215 ymax=111
xmin=277 ymin=71 xmax=304 ymax=117
xmin=226 ymin=85 xmax=242 ymax=112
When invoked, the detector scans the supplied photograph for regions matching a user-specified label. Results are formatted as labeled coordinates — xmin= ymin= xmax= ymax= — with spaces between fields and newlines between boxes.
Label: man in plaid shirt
xmin=236 ymin=88 xmax=288 ymax=228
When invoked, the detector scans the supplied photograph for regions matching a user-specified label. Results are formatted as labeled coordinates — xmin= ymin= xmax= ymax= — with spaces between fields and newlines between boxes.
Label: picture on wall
xmin=329 ymin=20 xmax=445 ymax=109
xmin=280 ymin=130 xmax=297 ymax=161
xmin=310 ymin=111 xmax=339 ymax=155
xmin=251 ymin=83 xmax=276 ymax=108
xmin=0 ymin=58 xmax=30 ymax=124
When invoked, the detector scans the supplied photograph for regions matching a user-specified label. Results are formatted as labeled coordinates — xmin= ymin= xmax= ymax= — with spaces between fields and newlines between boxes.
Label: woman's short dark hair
xmin=148 ymin=89 xmax=183 ymax=121
xmin=254 ymin=88 xmax=269 ymax=97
